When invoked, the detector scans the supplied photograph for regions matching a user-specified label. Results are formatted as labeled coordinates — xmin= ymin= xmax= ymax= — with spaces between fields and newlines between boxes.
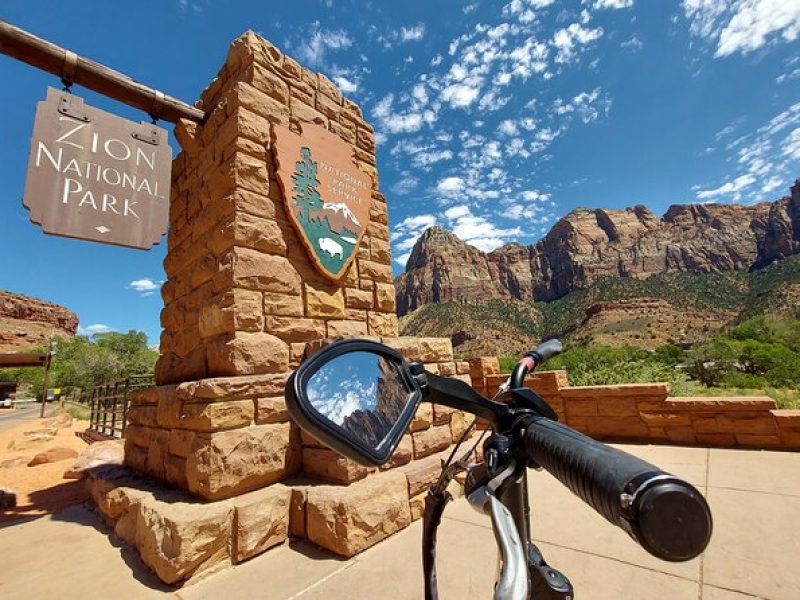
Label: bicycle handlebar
xmin=521 ymin=415 xmax=712 ymax=562
xmin=510 ymin=339 xmax=564 ymax=389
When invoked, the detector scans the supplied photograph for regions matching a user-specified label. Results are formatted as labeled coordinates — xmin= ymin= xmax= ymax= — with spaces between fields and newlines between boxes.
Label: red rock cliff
xmin=395 ymin=179 xmax=800 ymax=315
xmin=0 ymin=291 xmax=79 ymax=352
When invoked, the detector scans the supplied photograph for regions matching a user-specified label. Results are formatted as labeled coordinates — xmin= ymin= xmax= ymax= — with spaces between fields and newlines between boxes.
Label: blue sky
xmin=1 ymin=0 xmax=799 ymax=345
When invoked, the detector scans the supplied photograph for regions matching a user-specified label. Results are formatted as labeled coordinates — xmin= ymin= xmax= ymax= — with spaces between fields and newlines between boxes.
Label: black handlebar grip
xmin=522 ymin=416 xmax=712 ymax=562
xmin=531 ymin=339 xmax=564 ymax=363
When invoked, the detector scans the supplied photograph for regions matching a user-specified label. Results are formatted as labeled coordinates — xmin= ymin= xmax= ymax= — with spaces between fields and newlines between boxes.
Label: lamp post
xmin=39 ymin=339 xmax=57 ymax=418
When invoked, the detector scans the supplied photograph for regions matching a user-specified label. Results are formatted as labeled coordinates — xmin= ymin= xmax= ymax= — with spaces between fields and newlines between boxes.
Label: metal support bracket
xmin=131 ymin=124 xmax=161 ymax=146
xmin=61 ymin=49 xmax=77 ymax=89
xmin=57 ymin=92 xmax=89 ymax=122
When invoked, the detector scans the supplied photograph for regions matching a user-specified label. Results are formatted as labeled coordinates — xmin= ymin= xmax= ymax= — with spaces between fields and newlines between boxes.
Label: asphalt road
xmin=0 ymin=404 xmax=44 ymax=434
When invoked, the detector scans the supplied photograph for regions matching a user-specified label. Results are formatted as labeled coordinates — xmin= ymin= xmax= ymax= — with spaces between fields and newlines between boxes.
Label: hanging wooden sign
xmin=22 ymin=87 xmax=171 ymax=249
xmin=272 ymin=122 xmax=372 ymax=280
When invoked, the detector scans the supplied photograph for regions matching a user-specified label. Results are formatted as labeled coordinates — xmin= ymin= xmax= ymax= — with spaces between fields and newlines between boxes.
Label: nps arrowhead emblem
xmin=272 ymin=122 xmax=372 ymax=281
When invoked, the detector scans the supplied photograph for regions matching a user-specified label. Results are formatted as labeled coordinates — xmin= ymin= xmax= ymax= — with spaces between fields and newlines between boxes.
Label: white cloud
xmin=620 ymin=35 xmax=643 ymax=51
xmin=332 ymin=76 xmax=357 ymax=94
xmin=696 ymin=173 xmax=756 ymax=200
xmin=683 ymin=0 xmax=800 ymax=57
xmin=694 ymin=102 xmax=800 ymax=202
xmin=436 ymin=176 xmax=466 ymax=195
xmin=498 ymin=119 xmax=519 ymax=136
xmin=552 ymin=23 xmax=604 ymax=64
xmin=463 ymin=2 xmax=479 ymax=14
xmin=784 ymin=127 xmax=800 ymax=161
xmin=593 ymin=0 xmax=635 ymax=9
xmin=441 ymin=83 xmax=481 ymax=108
xmin=400 ymin=24 xmax=426 ymax=42
xmin=294 ymin=22 xmax=353 ymax=67
xmin=443 ymin=204 xmax=522 ymax=252
xmin=777 ymin=67 xmax=800 ymax=84
xmin=372 ymin=94 xmax=427 ymax=134
xmin=552 ymin=88 xmax=611 ymax=123
xmin=128 ymin=278 xmax=162 ymax=297
xmin=391 ymin=174 xmax=420 ymax=196
xmin=78 ymin=324 xmax=115 ymax=336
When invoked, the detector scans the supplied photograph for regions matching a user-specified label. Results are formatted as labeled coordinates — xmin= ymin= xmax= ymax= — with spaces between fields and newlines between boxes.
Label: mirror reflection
xmin=306 ymin=351 xmax=413 ymax=449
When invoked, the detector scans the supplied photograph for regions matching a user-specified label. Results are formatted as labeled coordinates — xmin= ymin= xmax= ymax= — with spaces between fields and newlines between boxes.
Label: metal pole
xmin=38 ymin=342 xmax=54 ymax=418
xmin=0 ymin=19 xmax=204 ymax=123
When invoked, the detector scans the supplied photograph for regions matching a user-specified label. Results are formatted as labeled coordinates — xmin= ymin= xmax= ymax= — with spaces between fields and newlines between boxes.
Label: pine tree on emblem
xmin=292 ymin=147 xmax=322 ymax=221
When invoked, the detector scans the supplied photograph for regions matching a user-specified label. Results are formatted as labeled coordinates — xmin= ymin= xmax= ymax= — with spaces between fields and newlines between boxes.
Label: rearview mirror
xmin=285 ymin=339 xmax=423 ymax=466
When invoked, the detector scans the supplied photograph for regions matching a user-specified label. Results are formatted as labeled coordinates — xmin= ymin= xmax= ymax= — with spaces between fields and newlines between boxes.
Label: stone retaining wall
xmin=470 ymin=358 xmax=800 ymax=451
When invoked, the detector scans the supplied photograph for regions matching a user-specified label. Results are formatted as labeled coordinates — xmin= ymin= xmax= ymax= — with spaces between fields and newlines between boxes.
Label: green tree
xmin=686 ymin=339 xmax=736 ymax=387
xmin=292 ymin=147 xmax=322 ymax=220
xmin=0 ymin=330 xmax=158 ymax=398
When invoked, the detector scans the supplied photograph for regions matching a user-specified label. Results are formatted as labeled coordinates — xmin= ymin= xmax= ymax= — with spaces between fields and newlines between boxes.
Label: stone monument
xmin=91 ymin=31 xmax=474 ymax=584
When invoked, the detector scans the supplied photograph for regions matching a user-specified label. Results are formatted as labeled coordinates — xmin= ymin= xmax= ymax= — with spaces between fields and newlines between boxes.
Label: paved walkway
xmin=1 ymin=444 xmax=798 ymax=599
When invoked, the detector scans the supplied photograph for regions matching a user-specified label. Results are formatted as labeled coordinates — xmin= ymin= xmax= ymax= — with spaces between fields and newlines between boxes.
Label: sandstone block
xmin=192 ymin=373 xmax=287 ymax=400
xmin=229 ymin=248 xmax=302 ymax=295
xmin=177 ymin=400 xmax=255 ymax=432
xmin=417 ymin=338 xmax=455 ymax=362
xmin=345 ymin=287 xmax=373 ymax=310
xmin=582 ymin=417 xmax=649 ymax=439
xmin=326 ymin=319 xmax=368 ymax=337
xmin=433 ymin=404 xmax=456 ymax=424
xmin=255 ymin=396 xmax=290 ymax=423
xmin=250 ymin=62 xmax=290 ymax=105
xmin=401 ymin=452 xmax=445 ymax=496
xmin=315 ymin=91 xmax=342 ymax=120
xmin=469 ymin=357 xmax=500 ymax=378
xmin=133 ymin=494 xmax=233 ymax=584
xmin=410 ymin=403 xmax=433 ymax=432
xmin=596 ymin=398 xmax=639 ymax=417
xmin=169 ymin=429 xmax=196 ymax=458
xmin=186 ymin=423 xmax=300 ymax=500
xmin=449 ymin=410 xmax=473 ymax=443
xmin=228 ymin=82 xmax=290 ymax=125
xmin=359 ymin=259 xmax=393 ymax=283
xmin=410 ymin=492 xmax=426 ymax=521
xmin=317 ymin=73 xmax=343 ymax=104
xmin=145 ymin=429 xmax=169 ymax=480
xmin=304 ymin=282 xmax=345 ymax=318
xmin=232 ymin=484 xmax=291 ymax=563
xmin=63 ymin=441 xmax=123 ymax=479
xmin=565 ymin=399 xmax=598 ymax=417
xmin=264 ymin=291 xmax=304 ymax=317
xmin=264 ymin=315 xmax=326 ymax=342
xmin=302 ymin=447 xmax=374 ymax=484
xmin=206 ymin=332 xmax=290 ymax=377
xmin=230 ymin=212 xmax=288 ymax=256
xmin=7 ymin=435 xmax=53 ymax=451
xmin=289 ymin=487 xmax=307 ymax=538
xmin=305 ymin=470 xmax=411 ymax=557
xmin=412 ymin=425 xmax=451 ymax=459
xmin=368 ymin=312 xmax=398 ymax=337
xmin=373 ymin=282 xmax=395 ymax=312
xmin=383 ymin=434 xmax=414 ymax=470
xmin=27 ymin=446 xmax=78 ymax=467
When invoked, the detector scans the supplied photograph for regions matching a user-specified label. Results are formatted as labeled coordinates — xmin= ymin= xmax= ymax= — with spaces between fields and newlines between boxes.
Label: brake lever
xmin=488 ymin=494 xmax=529 ymax=600
xmin=466 ymin=461 xmax=529 ymax=600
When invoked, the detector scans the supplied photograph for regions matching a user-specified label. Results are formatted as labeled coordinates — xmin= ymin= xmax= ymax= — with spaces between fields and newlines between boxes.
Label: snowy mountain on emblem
xmin=320 ymin=202 xmax=362 ymax=231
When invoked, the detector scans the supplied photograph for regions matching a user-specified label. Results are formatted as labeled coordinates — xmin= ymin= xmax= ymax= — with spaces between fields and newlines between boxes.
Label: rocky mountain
xmin=0 ymin=291 xmax=78 ymax=352
xmin=400 ymin=253 xmax=800 ymax=354
xmin=396 ymin=179 xmax=800 ymax=315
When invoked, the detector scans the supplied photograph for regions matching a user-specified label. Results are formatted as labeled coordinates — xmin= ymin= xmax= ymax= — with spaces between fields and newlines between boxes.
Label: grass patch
xmin=676 ymin=382 xmax=800 ymax=410
xmin=64 ymin=402 xmax=91 ymax=420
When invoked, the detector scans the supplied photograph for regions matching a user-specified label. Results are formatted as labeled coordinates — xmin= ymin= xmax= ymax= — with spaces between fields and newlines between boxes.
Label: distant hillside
xmin=0 ymin=290 xmax=78 ymax=352
xmin=398 ymin=196 xmax=800 ymax=356
xmin=396 ymin=179 xmax=800 ymax=315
